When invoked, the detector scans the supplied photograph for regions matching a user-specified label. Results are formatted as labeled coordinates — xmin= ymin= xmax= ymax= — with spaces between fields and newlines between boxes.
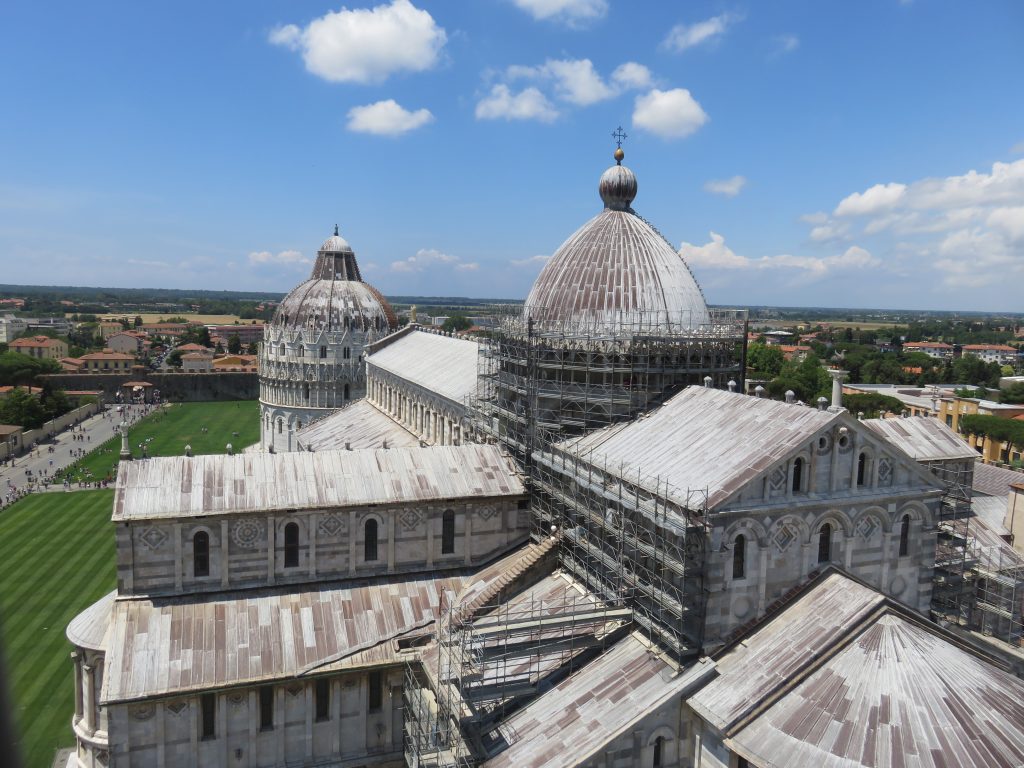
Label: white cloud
xmin=772 ymin=34 xmax=799 ymax=56
xmin=679 ymin=232 xmax=749 ymax=269
xmin=475 ymin=84 xmax=558 ymax=122
xmin=679 ymin=232 xmax=878 ymax=278
xmin=704 ymin=175 xmax=747 ymax=197
xmin=834 ymin=182 xmax=907 ymax=216
xmin=269 ymin=0 xmax=446 ymax=84
xmin=809 ymin=221 xmax=850 ymax=243
xmin=662 ymin=13 xmax=742 ymax=53
xmin=346 ymin=99 xmax=433 ymax=136
xmin=248 ymin=249 xmax=310 ymax=266
xmin=511 ymin=254 xmax=551 ymax=268
xmin=800 ymin=212 xmax=829 ymax=225
xmin=611 ymin=62 xmax=652 ymax=90
xmin=987 ymin=206 xmax=1024 ymax=242
xmin=390 ymin=248 xmax=477 ymax=273
xmin=806 ymin=158 xmax=1024 ymax=297
xmin=504 ymin=58 xmax=650 ymax=108
xmin=632 ymin=88 xmax=708 ymax=140
xmin=510 ymin=0 xmax=608 ymax=25
xmin=533 ymin=58 xmax=612 ymax=105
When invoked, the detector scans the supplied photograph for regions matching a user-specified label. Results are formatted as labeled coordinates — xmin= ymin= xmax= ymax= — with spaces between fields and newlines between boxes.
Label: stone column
xmin=71 ymin=651 xmax=83 ymax=722
xmin=83 ymin=663 xmax=95 ymax=732
xmin=828 ymin=369 xmax=848 ymax=412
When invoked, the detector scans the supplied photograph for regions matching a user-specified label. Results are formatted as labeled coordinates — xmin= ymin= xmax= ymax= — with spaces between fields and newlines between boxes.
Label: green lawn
xmin=0 ymin=490 xmax=116 ymax=768
xmin=58 ymin=400 xmax=260 ymax=483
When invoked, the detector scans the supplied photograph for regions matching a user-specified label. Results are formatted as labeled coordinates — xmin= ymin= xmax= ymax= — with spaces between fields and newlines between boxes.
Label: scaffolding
xmin=929 ymin=461 xmax=974 ymax=626
xmin=405 ymin=578 xmax=632 ymax=768
xmin=470 ymin=306 xmax=743 ymax=665
xmin=532 ymin=446 xmax=709 ymax=662
xmin=971 ymin=538 xmax=1024 ymax=647
xmin=474 ymin=307 xmax=747 ymax=466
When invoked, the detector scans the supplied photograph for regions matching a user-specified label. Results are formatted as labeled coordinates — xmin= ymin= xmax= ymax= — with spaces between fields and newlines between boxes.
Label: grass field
xmin=57 ymin=401 xmax=260 ymax=484
xmin=0 ymin=490 xmax=116 ymax=768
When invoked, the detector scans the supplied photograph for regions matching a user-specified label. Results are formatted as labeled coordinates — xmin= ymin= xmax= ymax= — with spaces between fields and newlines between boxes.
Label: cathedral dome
xmin=272 ymin=226 xmax=398 ymax=333
xmin=524 ymin=150 xmax=710 ymax=334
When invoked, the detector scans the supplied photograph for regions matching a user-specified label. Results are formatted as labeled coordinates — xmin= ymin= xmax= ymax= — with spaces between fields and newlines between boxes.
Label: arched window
xmin=279 ymin=343 xmax=285 ymax=356
xmin=899 ymin=514 xmax=910 ymax=557
xmin=193 ymin=530 xmax=210 ymax=577
xmin=817 ymin=523 xmax=832 ymax=564
xmin=364 ymin=519 xmax=378 ymax=562
xmin=442 ymin=510 xmax=456 ymax=555
xmin=792 ymin=457 xmax=804 ymax=492
xmin=277 ymin=419 xmax=282 ymax=434
xmin=343 ymin=347 xmax=351 ymax=360
xmin=298 ymin=346 xmax=305 ymax=358
xmin=319 ymin=346 xmax=327 ymax=359
xmin=343 ymin=383 xmax=350 ymax=400
xmin=857 ymin=452 xmax=867 ymax=486
xmin=303 ymin=382 xmax=310 ymax=400
xmin=284 ymin=522 xmax=299 ymax=568
xmin=732 ymin=535 xmax=745 ymax=579
xmin=653 ymin=736 xmax=664 ymax=768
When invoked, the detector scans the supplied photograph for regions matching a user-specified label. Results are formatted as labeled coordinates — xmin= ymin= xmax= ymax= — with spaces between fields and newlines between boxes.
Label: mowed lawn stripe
xmin=0 ymin=490 xmax=116 ymax=768
xmin=1 ymin=502 xmax=109 ymax=615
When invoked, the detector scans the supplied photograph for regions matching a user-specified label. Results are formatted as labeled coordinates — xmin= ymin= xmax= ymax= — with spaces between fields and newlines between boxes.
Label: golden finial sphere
xmin=614 ymin=147 xmax=625 ymax=163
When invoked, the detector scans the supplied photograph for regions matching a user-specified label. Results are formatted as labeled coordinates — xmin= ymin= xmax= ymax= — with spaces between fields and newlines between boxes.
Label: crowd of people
xmin=0 ymin=402 xmax=160 ymax=510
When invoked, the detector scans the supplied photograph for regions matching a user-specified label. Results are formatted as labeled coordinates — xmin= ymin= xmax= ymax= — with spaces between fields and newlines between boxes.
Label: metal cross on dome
xmin=611 ymin=126 xmax=628 ymax=148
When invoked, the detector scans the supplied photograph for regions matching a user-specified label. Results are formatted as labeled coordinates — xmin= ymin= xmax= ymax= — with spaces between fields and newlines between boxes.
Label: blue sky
xmin=1 ymin=0 xmax=1022 ymax=311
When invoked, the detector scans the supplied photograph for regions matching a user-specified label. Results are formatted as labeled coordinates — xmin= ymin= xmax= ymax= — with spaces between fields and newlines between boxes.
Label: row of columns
xmin=368 ymin=375 xmax=462 ymax=446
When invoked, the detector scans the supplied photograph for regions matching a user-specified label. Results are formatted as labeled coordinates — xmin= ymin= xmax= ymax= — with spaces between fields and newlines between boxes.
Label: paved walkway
xmin=0 ymin=403 xmax=157 ymax=505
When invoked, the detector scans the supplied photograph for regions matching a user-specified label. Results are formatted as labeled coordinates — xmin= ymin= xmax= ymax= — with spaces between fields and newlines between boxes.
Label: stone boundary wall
xmin=42 ymin=372 xmax=258 ymax=403
xmin=0 ymin=400 xmax=101 ymax=459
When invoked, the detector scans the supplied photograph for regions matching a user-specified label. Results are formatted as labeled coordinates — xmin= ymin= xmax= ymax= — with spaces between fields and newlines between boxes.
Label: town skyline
xmin=1 ymin=1 xmax=1021 ymax=311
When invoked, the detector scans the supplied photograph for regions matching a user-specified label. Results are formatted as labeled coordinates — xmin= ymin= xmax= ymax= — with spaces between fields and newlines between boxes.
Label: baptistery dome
xmin=272 ymin=230 xmax=397 ymax=333
xmin=525 ymin=150 xmax=710 ymax=334
xmin=259 ymin=227 xmax=397 ymax=452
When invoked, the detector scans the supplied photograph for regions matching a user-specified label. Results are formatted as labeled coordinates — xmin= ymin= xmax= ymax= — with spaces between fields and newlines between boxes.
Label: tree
xmin=0 ymin=352 xmax=61 ymax=387
xmin=952 ymin=356 xmax=1001 ymax=387
xmin=227 ymin=333 xmax=242 ymax=354
xmin=246 ymin=342 xmax=259 ymax=355
xmin=960 ymin=414 xmax=1024 ymax=455
xmin=1000 ymin=382 xmax=1024 ymax=404
xmin=842 ymin=393 xmax=905 ymax=418
xmin=442 ymin=314 xmax=472 ymax=333
xmin=179 ymin=325 xmax=212 ymax=347
xmin=134 ymin=315 xmax=143 ymax=328
xmin=166 ymin=350 xmax=183 ymax=368
xmin=746 ymin=343 xmax=784 ymax=378
xmin=0 ymin=387 xmax=47 ymax=429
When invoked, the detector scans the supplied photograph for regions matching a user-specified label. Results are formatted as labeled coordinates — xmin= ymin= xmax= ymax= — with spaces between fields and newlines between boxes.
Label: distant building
xmin=961 ymin=343 xmax=1019 ymax=367
xmin=778 ymin=344 xmax=811 ymax=361
xmin=180 ymin=352 xmax=213 ymax=372
xmin=175 ymin=342 xmax=213 ymax=357
xmin=211 ymin=354 xmax=258 ymax=372
xmin=106 ymin=332 xmax=146 ymax=355
xmin=0 ymin=314 xmax=29 ymax=343
xmin=940 ymin=395 xmax=1024 ymax=465
xmin=206 ymin=323 xmax=265 ymax=345
xmin=8 ymin=334 xmax=68 ymax=360
xmin=140 ymin=322 xmax=192 ymax=341
xmin=77 ymin=350 xmax=135 ymax=373
xmin=98 ymin=321 xmax=126 ymax=340
xmin=902 ymin=340 xmax=954 ymax=359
